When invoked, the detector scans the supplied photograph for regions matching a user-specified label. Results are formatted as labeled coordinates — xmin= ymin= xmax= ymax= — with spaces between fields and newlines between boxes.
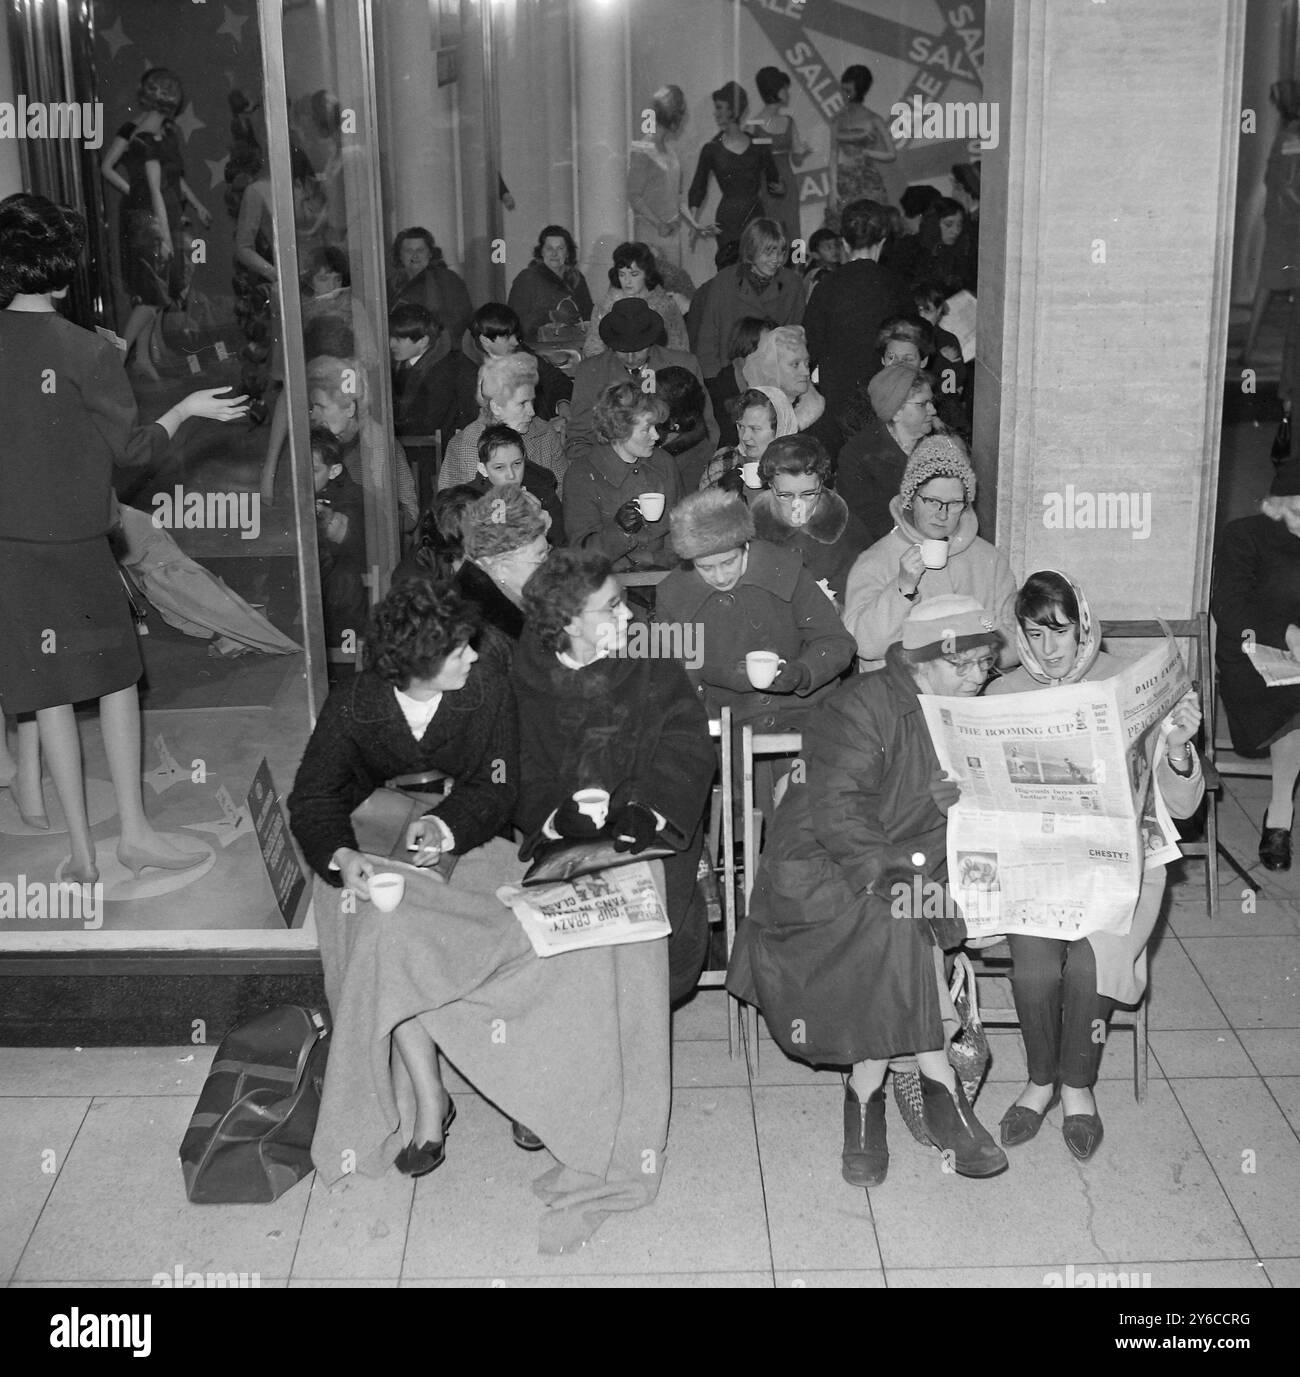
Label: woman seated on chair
xmin=1211 ymin=462 xmax=1300 ymax=871
xmin=654 ymin=487 xmax=857 ymax=734
xmin=288 ymin=577 xmax=673 ymax=1251
xmin=727 ymin=596 xmax=1010 ymax=1188
xmin=985 ymin=571 xmax=1204 ymax=1161
xmin=514 ymin=548 xmax=717 ymax=1004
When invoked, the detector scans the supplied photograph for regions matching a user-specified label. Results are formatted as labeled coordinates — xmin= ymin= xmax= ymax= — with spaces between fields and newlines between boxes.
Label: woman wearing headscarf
xmin=728 ymin=596 xmax=1009 ymax=1186
xmin=698 ymin=385 xmax=797 ymax=491
xmin=843 ymin=434 xmax=1017 ymax=672
xmin=741 ymin=324 xmax=825 ymax=435
xmin=985 ymin=571 xmax=1204 ymax=1160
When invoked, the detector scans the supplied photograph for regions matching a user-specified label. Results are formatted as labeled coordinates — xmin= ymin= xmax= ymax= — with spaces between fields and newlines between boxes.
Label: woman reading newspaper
xmin=728 ymin=596 xmax=1009 ymax=1190
xmin=513 ymin=548 xmax=717 ymax=1006
xmin=288 ymin=578 xmax=677 ymax=1252
xmin=985 ymin=571 xmax=1203 ymax=1161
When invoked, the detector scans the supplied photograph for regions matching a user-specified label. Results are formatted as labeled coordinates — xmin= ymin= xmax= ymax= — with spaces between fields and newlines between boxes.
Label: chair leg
xmin=1205 ymin=794 xmax=1219 ymax=925
xmin=1134 ymin=1001 xmax=1148 ymax=1104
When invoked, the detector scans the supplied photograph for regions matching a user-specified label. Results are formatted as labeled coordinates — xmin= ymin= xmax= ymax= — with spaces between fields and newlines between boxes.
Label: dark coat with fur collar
xmin=288 ymin=665 xmax=518 ymax=883
xmin=749 ymin=488 xmax=871 ymax=602
xmin=653 ymin=538 xmax=857 ymax=731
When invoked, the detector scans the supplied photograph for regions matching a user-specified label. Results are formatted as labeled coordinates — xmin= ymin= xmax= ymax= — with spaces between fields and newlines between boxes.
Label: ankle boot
xmin=842 ymin=1081 xmax=888 ymax=1187
xmin=919 ymin=1071 xmax=1008 ymax=1178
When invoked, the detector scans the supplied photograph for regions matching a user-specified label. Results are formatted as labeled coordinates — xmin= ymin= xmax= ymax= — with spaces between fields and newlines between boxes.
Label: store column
xmin=975 ymin=0 xmax=1245 ymax=617
xmin=574 ymin=0 xmax=629 ymax=284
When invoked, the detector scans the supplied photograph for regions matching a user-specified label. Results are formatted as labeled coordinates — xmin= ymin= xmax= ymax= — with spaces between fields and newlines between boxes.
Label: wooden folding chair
xmin=1208 ymin=615 xmax=1273 ymax=781
xmin=739 ymin=723 xmax=804 ymax=1069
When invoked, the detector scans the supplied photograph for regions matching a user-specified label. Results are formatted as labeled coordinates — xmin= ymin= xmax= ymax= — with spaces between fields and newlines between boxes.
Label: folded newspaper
xmin=497 ymin=859 xmax=670 ymax=957
xmin=1242 ymin=641 xmax=1300 ymax=687
xmin=920 ymin=634 xmax=1191 ymax=941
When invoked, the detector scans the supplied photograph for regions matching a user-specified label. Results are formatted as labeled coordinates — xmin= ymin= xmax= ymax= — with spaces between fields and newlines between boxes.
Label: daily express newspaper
xmin=919 ymin=637 xmax=1191 ymax=941
xmin=497 ymin=860 xmax=670 ymax=957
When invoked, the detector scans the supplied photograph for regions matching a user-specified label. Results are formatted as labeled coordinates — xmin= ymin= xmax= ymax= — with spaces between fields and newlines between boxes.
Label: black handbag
xmin=180 ymin=1005 xmax=329 ymax=1203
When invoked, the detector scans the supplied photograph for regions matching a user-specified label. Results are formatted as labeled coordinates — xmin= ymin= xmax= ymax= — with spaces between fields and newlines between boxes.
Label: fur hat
xmin=901 ymin=594 xmax=999 ymax=662
xmin=900 ymin=433 xmax=977 ymax=508
xmin=670 ymin=488 xmax=756 ymax=561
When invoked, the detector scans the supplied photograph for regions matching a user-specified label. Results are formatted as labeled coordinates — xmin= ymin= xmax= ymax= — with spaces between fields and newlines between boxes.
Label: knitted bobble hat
xmin=899 ymin=433 xmax=977 ymax=508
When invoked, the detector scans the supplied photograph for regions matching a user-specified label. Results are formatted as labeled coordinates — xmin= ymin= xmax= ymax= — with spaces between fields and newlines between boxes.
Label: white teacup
xmin=745 ymin=650 xmax=785 ymax=690
xmin=740 ymin=461 xmax=762 ymax=489
xmin=573 ymin=787 xmax=611 ymax=829
xmin=368 ymin=872 xmax=406 ymax=912
xmin=637 ymin=492 xmax=666 ymax=522
xmin=920 ymin=538 xmax=950 ymax=570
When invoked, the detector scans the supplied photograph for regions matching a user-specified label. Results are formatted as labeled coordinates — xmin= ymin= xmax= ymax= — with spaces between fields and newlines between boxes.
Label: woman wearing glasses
xmin=655 ymin=488 xmax=856 ymax=736
xmin=984 ymin=571 xmax=1204 ymax=1161
xmin=748 ymin=434 xmax=870 ymax=603
xmin=728 ymin=595 xmax=1009 ymax=1187
xmin=842 ymin=434 xmax=1018 ymax=673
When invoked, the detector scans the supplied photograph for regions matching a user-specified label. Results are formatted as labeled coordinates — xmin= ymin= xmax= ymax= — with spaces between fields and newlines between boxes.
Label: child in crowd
xmin=389 ymin=302 xmax=444 ymax=510
xmin=466 ymin=423 xmax=565 ymax=543
xmin=803 ymin=227 xmax=842 ymax=292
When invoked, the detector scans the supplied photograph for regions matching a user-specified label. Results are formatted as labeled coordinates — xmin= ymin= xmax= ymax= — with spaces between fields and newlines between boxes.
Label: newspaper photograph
xmin=920 ymin=638 xmax=1191 ymax=940
xmin=497 ymin=859 xmax=671 ymax=958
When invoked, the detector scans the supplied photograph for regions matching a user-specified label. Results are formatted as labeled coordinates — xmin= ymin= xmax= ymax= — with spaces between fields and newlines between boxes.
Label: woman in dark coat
xmin=287 ymin=579 xmax=518 ymax=1177
xmin=653 ymin=489 xmax=856 ymax=734
xmin=507 ymin=225 xmax=595 ymax=338
xmin=515 ymin=549 xmax=716 ymax=1004
xmin=388 ymin=227 xmax=474 ymax=362
xmin=727 ymin=595 xmax=1009 ymax=1187
xmin=1212 ymin=462 xmax=1300 ymax=870
xmin=748 ymin=434 xmax=870 ymax=603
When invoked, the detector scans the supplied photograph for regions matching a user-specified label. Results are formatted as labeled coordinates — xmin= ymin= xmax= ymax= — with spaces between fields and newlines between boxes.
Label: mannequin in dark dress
xmin=688 ymin=82 xmax=781 ymax=268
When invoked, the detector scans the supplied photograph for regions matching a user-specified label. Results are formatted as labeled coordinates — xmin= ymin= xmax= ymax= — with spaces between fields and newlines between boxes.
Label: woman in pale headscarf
xmin=984 ymin=571 xmax=1204 ymax=1162
xmin=697 ymin=384 xmax=796 ymax=490
xmin=742 ymin=323 xmax=825 ymax=433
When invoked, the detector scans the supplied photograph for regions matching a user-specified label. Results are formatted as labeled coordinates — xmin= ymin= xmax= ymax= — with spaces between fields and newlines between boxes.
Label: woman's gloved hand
xmin=614 ymin=499 xmax=646 ymax=535
xmin=553 ymin=797 xmax=605 ymax=838
xmin=610 ymin=801 xmax=659 ymax=854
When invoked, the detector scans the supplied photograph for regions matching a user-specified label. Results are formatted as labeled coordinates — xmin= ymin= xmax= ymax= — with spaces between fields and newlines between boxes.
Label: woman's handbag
xmin=890 ymin=952 xmax=991 ymax=1144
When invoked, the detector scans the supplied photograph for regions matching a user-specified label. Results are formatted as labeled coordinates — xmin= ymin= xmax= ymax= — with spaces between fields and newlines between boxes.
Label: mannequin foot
xmin=116 ymin=833 xmax=205 ymax=879
xmin=58 ymin=857 xmax=100 ymax=885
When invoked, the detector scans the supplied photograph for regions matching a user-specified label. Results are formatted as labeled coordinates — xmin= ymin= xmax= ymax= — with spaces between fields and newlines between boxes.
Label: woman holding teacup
xmin=562 ymin=380 xmax=683 ymax=570
xmin=512 ymin=548 xmax=717 ymax=1003
xmin=654 ymin=488 xmax=857 ymax=734
xmin=842 ymin=435 xmax=1018 ymax=673
xmin=698 ymin=385 xmax=798 ymax=491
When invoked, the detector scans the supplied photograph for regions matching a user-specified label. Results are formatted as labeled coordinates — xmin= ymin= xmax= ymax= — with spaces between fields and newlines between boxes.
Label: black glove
xmin=614 ymin=500 xmax=646 ymax=535
xmin=553 ymin=797 xmax=604 ymax=839
xmin=717 ymin=465 xmax=746 ymax=496
xmin=768 ymin=661 xmax=811 ymax=694
xmin=610 ymin=801 xmax=659 ymax=854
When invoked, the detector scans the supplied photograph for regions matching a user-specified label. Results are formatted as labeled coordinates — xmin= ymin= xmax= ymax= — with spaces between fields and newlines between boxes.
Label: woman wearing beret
xmin=843 ymin=434 xmax=1018 ymax=673
xmin=1212 ymin=461 xmax=1300 ymax=870
xmin=728 ymin=595 xmax=1009 ymax=1186
xmin=986 ymin=571 xmax=1204 ymax=1159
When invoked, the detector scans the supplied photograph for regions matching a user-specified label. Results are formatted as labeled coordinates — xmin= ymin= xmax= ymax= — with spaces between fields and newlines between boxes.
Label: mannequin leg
xmin=123 ymin=304 xmax=161 ymax=382
xmin=259 ymin=387 xmax=288 ymax=509
xmin=99 ymin=685 xmax=198 ymax=865
xmin=34 ymin=704 xmax=98 ymax=879
xmin=0 ymin=712 xmax=41 ymax=823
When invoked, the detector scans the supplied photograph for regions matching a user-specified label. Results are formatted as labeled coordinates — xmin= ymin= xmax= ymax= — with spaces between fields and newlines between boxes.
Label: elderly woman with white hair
xmin=842 ymin=434 xmax=1018 ymax=672
xmin=741 ymin=324 xmax=825 ymax=433
xmin=307 ymin=354 xmax=418 ymax=532
xmin=454 ymin=483 xmax=551 ymax=671
xmin=437 ymin=351 xmax=566 ymax=493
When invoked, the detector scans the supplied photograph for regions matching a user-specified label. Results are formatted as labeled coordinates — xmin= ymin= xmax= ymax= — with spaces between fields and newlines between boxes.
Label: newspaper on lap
xmin=497 ymin=860 xmax=671 ymax=957
xmin=920 ymin=632 xmax=1191 ymax=941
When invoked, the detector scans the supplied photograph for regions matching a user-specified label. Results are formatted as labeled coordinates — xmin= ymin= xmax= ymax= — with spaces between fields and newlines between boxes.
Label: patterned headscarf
xmin=1013 ymin=569 xmax=1102 ymax=686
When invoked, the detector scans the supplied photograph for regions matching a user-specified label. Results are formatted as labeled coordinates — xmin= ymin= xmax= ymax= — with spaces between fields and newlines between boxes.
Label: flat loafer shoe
xmin=1259 ymin=825 xmax=1292 ymax=871
xmin=999 ymin=1089 xmax=1061 ymax=1148
xmin=1062 ymin=1111 xmax=1104 ymax=1162
xmin=511 ymin=1120 xmax=545 ymax=1151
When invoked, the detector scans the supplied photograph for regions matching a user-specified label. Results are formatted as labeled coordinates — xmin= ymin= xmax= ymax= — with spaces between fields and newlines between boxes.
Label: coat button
xmin=718 ymin=594 xmax=735 ymax=607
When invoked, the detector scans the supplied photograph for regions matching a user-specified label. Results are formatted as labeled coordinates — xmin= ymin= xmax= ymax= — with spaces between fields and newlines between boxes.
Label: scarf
xmin=1012 ymin=569 xmax=1101 ymax=686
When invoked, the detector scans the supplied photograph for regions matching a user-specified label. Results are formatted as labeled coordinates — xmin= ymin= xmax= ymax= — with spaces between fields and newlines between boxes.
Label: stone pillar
xmin=574 ymin=0 xmax=629 ymax=284
xmin=976 ymin=0 xmax=1246 ymax=619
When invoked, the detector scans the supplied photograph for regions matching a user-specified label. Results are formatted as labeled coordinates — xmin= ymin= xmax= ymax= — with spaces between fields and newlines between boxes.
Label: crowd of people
xmin=0 ymin=60 xmax=1265 ymax=1249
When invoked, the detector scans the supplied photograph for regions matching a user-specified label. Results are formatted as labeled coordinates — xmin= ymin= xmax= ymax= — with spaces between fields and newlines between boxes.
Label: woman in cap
xmin=728 ymin=595 xmax=1009 ymax=1186
xmin=843 ymin=434 xmax=1018 ymax=672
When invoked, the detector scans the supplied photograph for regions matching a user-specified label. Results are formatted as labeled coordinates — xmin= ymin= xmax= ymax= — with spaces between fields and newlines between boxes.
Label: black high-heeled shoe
xmin=394 ymin=1097 xmax=456 ymax=1178
xmin=1259 ymin=822 xmax=1292 ymax=871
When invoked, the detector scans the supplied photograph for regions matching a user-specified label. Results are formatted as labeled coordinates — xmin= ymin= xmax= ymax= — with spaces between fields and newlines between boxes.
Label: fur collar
xmin=750 ymin=488 xmax=849 ymax=546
